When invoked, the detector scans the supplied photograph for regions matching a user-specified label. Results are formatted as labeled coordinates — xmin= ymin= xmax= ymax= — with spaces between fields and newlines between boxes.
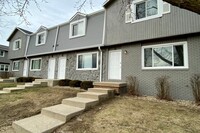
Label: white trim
xmin=76 ymin=51 xmax=99 ymax=70
xmin=69 ymin=18 xmax=87 ymax=39
xmin=35 ymin=31 xmax=47 ymax=46
xmin=69 ymin=12 xmax=87 ymax=22
xmin=132 ymin=0 xmax=163 ymax=23
xmin=0 ymin=64 xmax=9 ymax=72
xmin=142 ymin=41 xmax=189 ymax=70
xmin=24 ymin=36 xmax=30 ymax=57
xmin=163 ymin=2 xmax=171 ymax=14
xmin=12 ymin=61 xmax=20 ymax=71
xmin=53 ymin=26 xmax=60 ymax=51
xmin=13 ymin=39 xmax=21 ymax=51
xmin=0 ymin=50 xmax=5 ymax=57
xmin=30 ymin=58 xmax=42 ymax=71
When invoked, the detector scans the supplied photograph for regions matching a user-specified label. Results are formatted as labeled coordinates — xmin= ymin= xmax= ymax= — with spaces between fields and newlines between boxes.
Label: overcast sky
xmin=0 ymin=0 xmax=104 ymax=46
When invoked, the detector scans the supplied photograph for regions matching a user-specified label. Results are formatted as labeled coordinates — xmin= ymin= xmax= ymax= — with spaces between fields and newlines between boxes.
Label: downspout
xmin=98 ymin=46 xmax=103 ymax=82
xmin=53 ymin=26 xmax=60 ymax=52
xmin=24 ymin=35 xmax=30 ymax=77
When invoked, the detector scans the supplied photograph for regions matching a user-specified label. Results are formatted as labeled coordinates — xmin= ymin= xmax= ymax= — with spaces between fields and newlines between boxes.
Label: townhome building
xmin=0 ymin=44 xmax=10 ymax=73
xmin=7 ymin=0 xmax=200 ymax=100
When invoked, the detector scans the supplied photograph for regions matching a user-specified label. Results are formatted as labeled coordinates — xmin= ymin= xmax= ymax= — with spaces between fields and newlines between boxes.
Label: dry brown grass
xmin=55 ymin=96 xmax=200 ymax=133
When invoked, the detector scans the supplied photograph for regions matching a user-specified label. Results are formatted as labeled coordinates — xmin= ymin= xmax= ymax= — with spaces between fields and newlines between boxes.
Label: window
xmin=30 ymin=58 xmax=42 ymax=71
xmin=13 ymin=39 xmax=21 ymax=50
xmin=0 ymin=50 xmax=5 ymax=57
xmin=69 ymin=18 xmax=86 ymax=38
xmin=77 ymin=52 xmax=98 ymax=70
xmin=132 ymin=0 xmax=162 ymax=22
xmin=142 ymin=42 xmax=188 ymax=69
xmin=36 ymin=31 xmax=46 ymax=46
xmin=12 ymin=61 xmax=20 ymax=71
xmin=0 ymin=64 xmax=9 ymax=72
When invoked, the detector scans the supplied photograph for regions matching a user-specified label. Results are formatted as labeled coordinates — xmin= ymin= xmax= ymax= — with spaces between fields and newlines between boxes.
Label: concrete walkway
xmin=12 ymin=88 xmax=115 ymax=133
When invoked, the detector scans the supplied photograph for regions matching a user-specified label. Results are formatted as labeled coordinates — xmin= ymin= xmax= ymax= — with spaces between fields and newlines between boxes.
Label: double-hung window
xmin=69 ymin=18 xmax=86 ymax=38
xmin=12 ymin=61 xmax=20 ymax=71
xmin=0 ymin=50 xmax=5 ymax=57
xmin=30 ymin=58 xmax=42 ymax=71
xmin=36 ymin=31 xmax=46 ymax=46
xmin=0 ymin=64 xmax=9 ymax=72
xmin=132 ymin=0 xmax=162 ymax=22
xmin=77 ymin=52 xmax=98 ymax=70
xmin=142 ymin=42 xmax=188 ymax=69
xmin=13 ymin=39 xmax=21 ymax=50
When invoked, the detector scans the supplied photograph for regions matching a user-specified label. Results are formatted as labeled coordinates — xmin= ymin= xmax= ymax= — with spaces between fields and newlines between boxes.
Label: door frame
xmin=48 ymin=58 xmax=56 ymax=79
xmin=108 ymin=49 xmax=122 ymax=80
xmin=57 ymin=57 xmax=66 ymax=79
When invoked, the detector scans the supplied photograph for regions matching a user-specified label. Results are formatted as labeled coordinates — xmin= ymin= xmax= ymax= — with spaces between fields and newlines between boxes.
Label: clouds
xmin=0 ymin=0 xmax=104 ymax=46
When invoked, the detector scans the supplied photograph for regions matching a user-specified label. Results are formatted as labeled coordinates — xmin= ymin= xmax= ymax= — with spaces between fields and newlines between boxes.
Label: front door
xmin=57 ymin=57 xmax=66 ymax=79
xmin=23 ymin=60 xmax=28 ymax=77
xmin=108 ymin=50 xmax=122 ymax=80
xmin=48 ymin=58 xmax=56 ymax=79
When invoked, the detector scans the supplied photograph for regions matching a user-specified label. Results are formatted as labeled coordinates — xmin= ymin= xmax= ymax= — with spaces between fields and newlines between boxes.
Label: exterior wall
xmin=102 ymin=35 xmax=200 ymax=100
xmin=8 ymin=31 xmax=27 ymax=59
xmin=28 ymin=49 xmax=100 ymax=81
xmin=56 ymin=11 xmax=104 ymax=51
xmin=27 ymin=28 xmax=57 ymax=55
xmin=105 ymin=0 xmax=200 ymax=45
xmin=10 ymin=59 xmax=24 ymax=77
xmin=0 ymin=51 xmax=9 ymax=64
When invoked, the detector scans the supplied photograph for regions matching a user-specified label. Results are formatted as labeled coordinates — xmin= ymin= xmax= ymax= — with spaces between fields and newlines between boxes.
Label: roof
xmin=7 ymin=27 xmax=33 ymax=41
xmin=0 ymin=44 xmax=8 ymax=51
xmin=103 ymin=0 xmax=115 ymax=7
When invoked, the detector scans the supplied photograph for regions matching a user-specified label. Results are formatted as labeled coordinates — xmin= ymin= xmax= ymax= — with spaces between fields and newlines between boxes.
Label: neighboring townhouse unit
xmin=102 ymin=0 xmax=200 ymax=100
xmin=8 ymin=10 xmax=105 ymax=81
xmin=0 ymin=45 xmax=10 ymax=73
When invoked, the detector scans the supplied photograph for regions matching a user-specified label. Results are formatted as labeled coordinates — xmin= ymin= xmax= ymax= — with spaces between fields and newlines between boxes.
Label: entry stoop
xmin=93 ymin=82 xmax=127 ymax=95
xmin=12 ymin=88 xmax=115 ymax=133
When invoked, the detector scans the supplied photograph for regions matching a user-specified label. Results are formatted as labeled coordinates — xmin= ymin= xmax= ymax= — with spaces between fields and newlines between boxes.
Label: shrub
xmin=16 ymin=77 xmax=41 ymax=82
xmin=156 ymin=76 xmax=171 ymax=101
xmin=190 ymin=74 xmax=200 ymax=105
xmin=126 ymin=76 xmax=139 ymax=96
xmin=58 ymin=79 xmax=71 ymax=86
xmin=69 ymin=80 xmax=82 ymax=87
xmin=81 ymin=81 xmax=93 ymax=90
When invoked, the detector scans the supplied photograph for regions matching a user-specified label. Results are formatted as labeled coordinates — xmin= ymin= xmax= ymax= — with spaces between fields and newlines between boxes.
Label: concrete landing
xmin=0 ymin=79 xmax=14 ymax=83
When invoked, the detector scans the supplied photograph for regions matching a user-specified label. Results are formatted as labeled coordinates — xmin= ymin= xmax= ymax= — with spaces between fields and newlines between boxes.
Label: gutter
xmin=24 ymin=35 xmax=31 ymax=77
xmin=53 ymin=26 xmax=60 ymax=51
xmin=98 ymin=46 xmax=103 ymax=82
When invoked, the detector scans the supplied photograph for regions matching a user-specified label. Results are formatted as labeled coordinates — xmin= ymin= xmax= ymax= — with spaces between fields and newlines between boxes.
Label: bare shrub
xmin=156 ymin=76 xmax=171 ymax=101
xmin=190 ymin=74 xmax=200 ymax=105
xmin=126 ymin=76 xmax=139 ymax=96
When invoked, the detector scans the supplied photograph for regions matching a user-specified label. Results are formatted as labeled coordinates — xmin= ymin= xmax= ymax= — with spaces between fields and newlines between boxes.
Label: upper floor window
xmin=77 ymin=52 xmax=98 ymax=70
xmin=36 ymin=31 xmax=46 ymax=46
xmin=142 ymin=42 xmax=188 ymax=69
xmin=13 ymin=39 xmax=21 ymax=50
xmin=0 ymin=50 xmax=5 ymax=57
xmin=0 ymin=64 xmax=9 ymax=72
xmin=30 ymin=58 xmax=42 ymax=71
xmin=12 ymin=61 xmax=20 ymax=71
xmin=69 ymin=18 xmax=86 ymax=39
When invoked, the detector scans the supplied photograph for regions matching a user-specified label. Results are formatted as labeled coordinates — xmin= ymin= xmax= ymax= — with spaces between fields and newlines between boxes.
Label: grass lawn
xmin=0 ymin=87 xmax=82 ymax=132
xmin=0 ymin=83 xmax=24 ymax=90
xmin=55 ymin=96 xmax=200 ymax=133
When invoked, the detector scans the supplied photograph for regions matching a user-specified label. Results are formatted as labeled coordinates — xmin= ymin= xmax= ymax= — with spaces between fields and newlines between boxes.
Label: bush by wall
xmin=69 ymin=80 xmax=82 ymax=87
xmin=190 ymin=74 xmax=200 ymax=105
xmin=58 ymin=79 xmax=71 ymax=86
xmin=17 ymin=77 xmax=41 ymax=82
xmin=81 ymin=81 xmax=93 ymax=90
xmin=126 ymin=76 xmax=139 ymax=96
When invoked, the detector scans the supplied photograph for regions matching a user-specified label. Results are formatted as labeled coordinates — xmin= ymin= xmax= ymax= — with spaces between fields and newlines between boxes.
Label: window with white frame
xmin=36 ymin=31 xmax=46 ymax=46
xmin=30 ymin=58 xmax=42 ymax=71
xmin=142 ymin=42 xmax=188 ymax=69
xmin=0 ymin=64 xmax=9 ymax=72
xmin=131 ymin=0 xmax=162 ymax=22
xmin=0 ymin=50 xmax=5 ymax=57
xmin=13 ymin=39 xmax=21 ymax=50
xmin=12 ymin=61 xmax=20 ymax=71
xmin=69 ymin=18 xmax=86 ymax=38
xmin=77 ymin=52 xmax=98 ymax=70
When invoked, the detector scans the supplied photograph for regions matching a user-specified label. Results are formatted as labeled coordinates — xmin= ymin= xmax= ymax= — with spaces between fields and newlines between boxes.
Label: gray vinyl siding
xmin=105 ymin=0 xmax=200 ymax=45
xmin=56 ymin=11 xmax=104 ymax=51
xmin=0 ymin=51 xmax=9 ymax=64
xmin=27 ymin=28 xmax=57 ymax=55
xmin=28 ymin=49 xmax=100 ymax=81
xmin=102 ymin=35 xmax=200 ymax=100
xmin=10 ymin=59 xmax=24 ymax=77
xmin=8 ymin=31 xmax=27 ymax=59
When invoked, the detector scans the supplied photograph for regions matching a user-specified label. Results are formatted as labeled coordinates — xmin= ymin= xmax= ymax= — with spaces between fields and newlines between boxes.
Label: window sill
xmin=36 ymin=43 xmax=45 ymax=46
xmin=76 ymin=68 xmax=98 ymax=71
xmin=30 ymin=69 xmax=41 ymax=71
xmin=142 ymin=67 xmax=189 ymax=70
xmin=12 ymin=70 xmax=19 ymax=72
xmin=69 ymin=34 xmax=85 ymax=39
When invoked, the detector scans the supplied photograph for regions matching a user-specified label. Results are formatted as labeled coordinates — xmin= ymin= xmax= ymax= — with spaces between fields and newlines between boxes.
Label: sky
xmin=0 ymin=0 xmax=105 ymax=46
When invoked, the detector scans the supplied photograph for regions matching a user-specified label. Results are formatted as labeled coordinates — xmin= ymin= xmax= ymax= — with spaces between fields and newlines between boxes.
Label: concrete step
xmin=88 ymin=88 xmax=115 ymax=98
xmin=41 ymin=104 xmax=84 ymax=122
xmin=0 ymin=79 xmax=14 ymax=83
xmin=34 ymin=79 xmax=59 ymax=87
xmin=62 ymin=97 xmax=98 ymax=109
xmin=3 ymin=87 xmax=25 ymax=93
xmin=12 ymin=114 xmax=65 ymax=133
xmin=0 ymin=91 xmax=9 ymax=94
xmin=17 ymin=84 xmax=33 ymax=89
xmin=77 ymin=92 xmax=108 ymax=101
